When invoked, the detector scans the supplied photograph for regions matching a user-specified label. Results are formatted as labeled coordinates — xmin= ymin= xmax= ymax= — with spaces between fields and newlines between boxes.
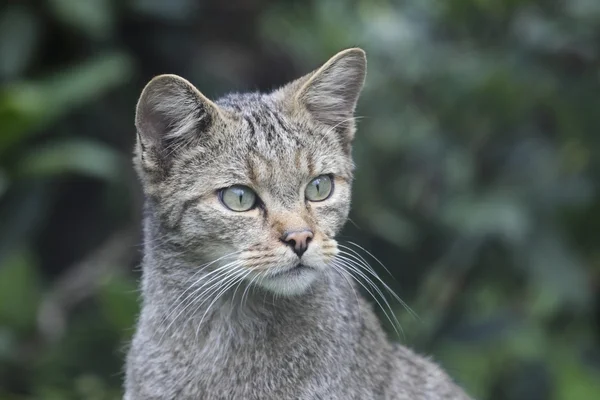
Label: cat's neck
xmin=139 ymin=250 xmax=355 ymax=345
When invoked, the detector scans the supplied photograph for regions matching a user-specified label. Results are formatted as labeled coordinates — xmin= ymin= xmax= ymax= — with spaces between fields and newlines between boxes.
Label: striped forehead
xmin=212 ymin=93 xmax=351 ymax=190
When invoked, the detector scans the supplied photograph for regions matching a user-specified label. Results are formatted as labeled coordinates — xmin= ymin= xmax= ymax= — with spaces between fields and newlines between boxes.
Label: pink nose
xmin=281 ymin=230 xmax=314 ymax=257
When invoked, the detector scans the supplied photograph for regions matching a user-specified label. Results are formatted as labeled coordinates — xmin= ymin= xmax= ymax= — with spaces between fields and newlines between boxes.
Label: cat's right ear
xmin=135 ymin=74 xmax=221 ymax=176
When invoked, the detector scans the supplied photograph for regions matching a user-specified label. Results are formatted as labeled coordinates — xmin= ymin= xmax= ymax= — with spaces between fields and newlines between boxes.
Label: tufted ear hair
xmin=134 ymin=74 xmax=222 ymax=175
xmin=288 ymin=48 xmax=366 ymax=138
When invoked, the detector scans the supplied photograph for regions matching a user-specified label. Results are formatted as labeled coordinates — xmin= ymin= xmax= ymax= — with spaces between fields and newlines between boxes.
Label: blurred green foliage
xmin=0 ymin=0 xmax=599 ymax=399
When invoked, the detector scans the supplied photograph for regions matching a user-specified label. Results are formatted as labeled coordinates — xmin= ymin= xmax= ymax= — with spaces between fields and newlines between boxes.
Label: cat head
xmin=135 ymin=48 xmax=366 ymax=296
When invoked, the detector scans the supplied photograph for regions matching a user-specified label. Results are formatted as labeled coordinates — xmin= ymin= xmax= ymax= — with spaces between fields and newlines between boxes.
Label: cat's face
xmin=135 ymin=49 xmax=366 ymax=295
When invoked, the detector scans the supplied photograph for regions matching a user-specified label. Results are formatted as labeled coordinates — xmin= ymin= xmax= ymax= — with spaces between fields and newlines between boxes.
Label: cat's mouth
xmin=268 ymin=263 xmax=314 ymax=278
xmin=252 ymin=262 xmax=321 ymax=295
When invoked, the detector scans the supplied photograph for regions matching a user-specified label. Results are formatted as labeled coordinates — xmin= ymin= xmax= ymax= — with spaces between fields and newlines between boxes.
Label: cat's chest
xmin=178 ymin=324 xmax=352 ymax=398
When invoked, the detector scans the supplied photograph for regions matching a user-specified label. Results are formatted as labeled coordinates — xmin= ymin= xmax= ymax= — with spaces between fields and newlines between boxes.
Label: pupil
xmin=238 ymin=193 xmax=243 ymax=205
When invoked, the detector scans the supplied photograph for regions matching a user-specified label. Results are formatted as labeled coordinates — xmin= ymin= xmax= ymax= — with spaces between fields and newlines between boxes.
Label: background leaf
xmin=0 ymin=0 xmax=598 ymax=398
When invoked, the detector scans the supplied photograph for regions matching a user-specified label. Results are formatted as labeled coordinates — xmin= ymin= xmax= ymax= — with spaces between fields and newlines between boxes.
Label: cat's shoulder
xmin=388 ymin=343 xmax=472 ymax=399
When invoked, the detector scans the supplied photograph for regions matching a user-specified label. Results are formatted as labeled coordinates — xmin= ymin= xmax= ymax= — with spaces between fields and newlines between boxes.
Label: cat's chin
xmin=253 ymin=265 xmax=321 ymax=296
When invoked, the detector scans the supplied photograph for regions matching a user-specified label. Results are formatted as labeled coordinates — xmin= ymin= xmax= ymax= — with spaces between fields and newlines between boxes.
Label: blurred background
xmin=0 ymin=0 xmax=599 ymax=398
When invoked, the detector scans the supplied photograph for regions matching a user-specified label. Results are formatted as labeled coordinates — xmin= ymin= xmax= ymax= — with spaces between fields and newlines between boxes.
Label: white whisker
xmin=333 ymin=257 xmax=404 ymax=339
xmin=338 ymin=244 xmax=420 ymax=321
xmin=163 ymin=250 xmax=244 ymax=311
xmin=241 ymin=271 xmax=263 ymax=310
xmin=329 ymin=263 xmax=361 ymax=312
xmin=156 ymin=256 xmax=243 ymax=343
xmin=194 ymin=269 xmax=253 ymax=342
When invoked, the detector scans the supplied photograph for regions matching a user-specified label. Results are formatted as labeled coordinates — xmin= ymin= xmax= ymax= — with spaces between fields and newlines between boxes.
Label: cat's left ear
xmin=288 ymin=48 xmax=367 ymax=138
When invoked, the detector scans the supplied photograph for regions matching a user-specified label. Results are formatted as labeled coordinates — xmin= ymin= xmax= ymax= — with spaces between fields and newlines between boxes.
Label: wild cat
xmin=125 ymin=48 xmax=472 ymax=399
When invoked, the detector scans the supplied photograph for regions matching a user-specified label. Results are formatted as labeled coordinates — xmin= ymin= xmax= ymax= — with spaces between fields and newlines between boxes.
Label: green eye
xmin=220 ymin=185 xmax=257 ymax=212
xmin=305 ymin=175 xmax=333 ymax=202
